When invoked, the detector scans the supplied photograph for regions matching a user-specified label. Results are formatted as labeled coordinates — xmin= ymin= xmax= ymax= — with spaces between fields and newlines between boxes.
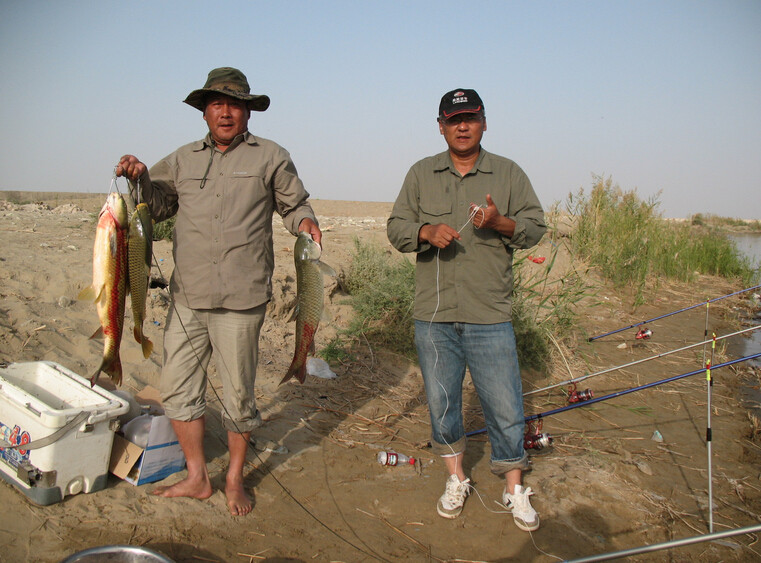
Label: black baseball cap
xmin=438 ymin=89 xmax=484 ymax=118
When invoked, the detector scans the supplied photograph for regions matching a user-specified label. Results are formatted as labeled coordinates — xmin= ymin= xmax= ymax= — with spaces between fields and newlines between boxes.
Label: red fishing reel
xmin=523 ymin=420 xmax=553 ymax=451
xmin=635 ymin=328 xmax=653 ymax=340
xmin=568 ymin=382 xmax=594 ymax=404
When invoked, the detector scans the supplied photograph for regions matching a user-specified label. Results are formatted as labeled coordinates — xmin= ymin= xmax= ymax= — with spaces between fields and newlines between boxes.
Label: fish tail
xmin=134 ymin=326 xmax=154 ymax=359
xmin=109 ymin=356 xmax=123 ymax=386
xmin=280 ymin=360 xmax=307 ymax=385
xmin=93 ymin=353 xmax=123 ymax=387
xmin=89 ymin=367 xmax=102 ymax=388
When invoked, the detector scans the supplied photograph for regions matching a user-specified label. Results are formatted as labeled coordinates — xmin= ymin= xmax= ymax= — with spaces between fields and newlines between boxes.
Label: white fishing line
xmin=429 ymin=203 xmax=486 ymax=456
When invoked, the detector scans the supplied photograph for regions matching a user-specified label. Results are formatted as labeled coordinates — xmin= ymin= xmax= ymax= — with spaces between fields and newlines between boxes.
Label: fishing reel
xmin=635 ymin=328 xmax=653 ymax=340
xmin=568 ymin=382 xmax=594 ymax=404
xmin=523 ymin=420 xmax=553 ymax=451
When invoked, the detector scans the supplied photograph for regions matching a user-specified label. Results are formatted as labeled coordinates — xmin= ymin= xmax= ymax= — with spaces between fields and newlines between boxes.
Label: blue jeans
xmin=414 ymin=320 xmax=529 ymax=475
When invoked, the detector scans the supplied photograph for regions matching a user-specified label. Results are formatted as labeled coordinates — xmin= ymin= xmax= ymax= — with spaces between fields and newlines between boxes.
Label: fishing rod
xmin=704 ymin=331 xmax=716 ymax=534
xmin=524 ymin=324 xmax=761 ymax=397
xmin=587 ymin=283 xmax=761 ymax=342
xmin=466 ymin=351 xmax=761 ymax=437
xmin=565 ymin=523 xmax=761 ymax=562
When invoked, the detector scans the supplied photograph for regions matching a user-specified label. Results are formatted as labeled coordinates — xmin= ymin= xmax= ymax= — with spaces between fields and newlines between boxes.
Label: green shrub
xmin=153 ymin=216 xmax=176 ymax=241
xmin=342 ymin=238 xmax=416 ymax=358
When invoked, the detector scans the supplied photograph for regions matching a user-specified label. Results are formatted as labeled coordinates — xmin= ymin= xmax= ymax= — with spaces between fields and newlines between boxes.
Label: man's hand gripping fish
xmin=78 ymin=192 xmax=129 ymax=386
xmin=281 ymin=232 xmax=335 ymax=384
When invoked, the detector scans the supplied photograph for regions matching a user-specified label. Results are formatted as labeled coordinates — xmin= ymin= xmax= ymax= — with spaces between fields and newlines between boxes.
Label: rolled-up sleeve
xmin=141 ymin=157 xmax=180 ymax=223
xmin=271 ymin=148 xmax=316 ymax=235
xmin=387 ymin=166 xmax=431 ymax=254
xmin=502 ymin=165 xmax=546 ymax=250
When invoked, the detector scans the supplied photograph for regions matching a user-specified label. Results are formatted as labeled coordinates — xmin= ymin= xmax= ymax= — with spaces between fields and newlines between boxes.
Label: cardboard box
xmin=108 ymin=387 xmax=185 ymax=486
xmin=0 ymin=361 xmax=128 ymax=505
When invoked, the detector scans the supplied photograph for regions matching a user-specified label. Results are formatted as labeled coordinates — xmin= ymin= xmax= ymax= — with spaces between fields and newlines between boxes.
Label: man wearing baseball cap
xmin=117 ymin=67 xmax=322 ymax=516
xmin=387 ymin=89 xmax=546 ymax=531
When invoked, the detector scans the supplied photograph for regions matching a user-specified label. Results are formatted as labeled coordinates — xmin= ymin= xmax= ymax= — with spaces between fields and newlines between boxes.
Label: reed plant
xmin=567 ymin=176 xmax=756 ymax=305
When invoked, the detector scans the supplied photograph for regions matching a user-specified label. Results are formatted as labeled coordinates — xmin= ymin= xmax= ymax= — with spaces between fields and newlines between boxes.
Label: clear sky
xmin=1 ymin=1 xmax=759 ymax=219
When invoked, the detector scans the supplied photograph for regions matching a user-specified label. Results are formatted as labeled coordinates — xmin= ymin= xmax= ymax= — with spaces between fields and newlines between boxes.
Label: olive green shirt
xmin=139 ymin=131 xmax=317 ymax=310
xmin=387 ymin=148 xmax=546 ymax=323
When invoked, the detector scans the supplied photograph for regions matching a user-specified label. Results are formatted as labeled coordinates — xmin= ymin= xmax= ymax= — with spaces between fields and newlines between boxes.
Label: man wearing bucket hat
xmin=387 ymin=89 xmax=546 ymax=531
xmin=116 ymin=67 xmax=321 ymax=516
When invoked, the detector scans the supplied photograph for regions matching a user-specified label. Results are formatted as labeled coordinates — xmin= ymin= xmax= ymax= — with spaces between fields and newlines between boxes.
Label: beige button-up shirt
xmin=140 ymin=131 xmax=317 ymax=310
xmin=387 ymin=148 xmax=546 ymax=324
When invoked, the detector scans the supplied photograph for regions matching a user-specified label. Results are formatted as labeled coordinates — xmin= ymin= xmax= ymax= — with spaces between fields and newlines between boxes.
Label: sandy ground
xmin=0 ymin=191 xmax=760 ymax=563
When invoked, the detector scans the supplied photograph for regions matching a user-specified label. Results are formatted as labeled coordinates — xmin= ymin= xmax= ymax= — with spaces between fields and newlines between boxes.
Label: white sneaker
xmin=437 ymin=474 xmax=471 ymax=519
xmin=503 ymin=484 xmax=540 ymax=531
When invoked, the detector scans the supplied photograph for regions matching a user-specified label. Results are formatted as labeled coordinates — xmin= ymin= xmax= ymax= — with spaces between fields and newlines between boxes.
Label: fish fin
xmin=89 ymin=367 xmax=102 ymax=388
xmin=295 ymin=363 xmax=306 ymax=384
xmin=89 ymin=326 xmax=104 ymax=340
xmin=135 ymin=328 xmax=154 ymax=359
xmin=78 ymin=284 xmax=103 ymax=303
xmin=109 ymin=229 xmax=119 ymax=258
xmin=110 ymin=357 xmax=123 ymax=386
xmin=319 ymin=261 xmax=337 ymax=277
xmin=280 ymin=361 xmax=306 ymax=385
xmin=279 ymin=370 xmax=294 ymax=385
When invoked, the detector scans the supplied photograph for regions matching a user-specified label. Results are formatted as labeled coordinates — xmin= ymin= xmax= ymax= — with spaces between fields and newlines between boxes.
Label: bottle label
xmin=386 ymin=452 xmax=398 ymax=465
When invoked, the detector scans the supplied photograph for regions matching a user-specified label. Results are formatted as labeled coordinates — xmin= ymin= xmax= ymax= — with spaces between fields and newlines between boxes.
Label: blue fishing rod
xmin=587 ymin=283 xmax=761 ymax=342
xmin=466 ymin=351 xmax=761 ymax=437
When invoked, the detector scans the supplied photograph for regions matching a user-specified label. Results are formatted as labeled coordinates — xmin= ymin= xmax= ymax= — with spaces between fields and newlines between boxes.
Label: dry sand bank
xmin=0 ymin=190 xmax=760 ymax=562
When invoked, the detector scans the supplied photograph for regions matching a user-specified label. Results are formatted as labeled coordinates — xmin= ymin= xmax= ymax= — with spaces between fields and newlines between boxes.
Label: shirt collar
xmin=192 ymin=131 xmax=258 ymax=152
xmin=433 ymin=147 xmax=492 ymax=174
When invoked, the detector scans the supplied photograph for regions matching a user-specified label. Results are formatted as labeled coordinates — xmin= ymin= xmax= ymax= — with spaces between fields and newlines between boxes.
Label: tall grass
xmin=567 ymin=176 xmax=756 ymax=305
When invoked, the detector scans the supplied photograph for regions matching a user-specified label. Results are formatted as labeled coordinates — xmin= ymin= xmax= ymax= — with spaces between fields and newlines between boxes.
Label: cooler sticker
xmin=0 ymin=420 xmax=31 ymax=468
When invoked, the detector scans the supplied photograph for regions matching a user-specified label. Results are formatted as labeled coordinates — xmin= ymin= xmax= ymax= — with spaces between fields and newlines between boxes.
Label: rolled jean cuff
xmin=490 ymin=450 xmax=530 ymax=476
xmin=430 ymin=436 xmax=467 ymax=457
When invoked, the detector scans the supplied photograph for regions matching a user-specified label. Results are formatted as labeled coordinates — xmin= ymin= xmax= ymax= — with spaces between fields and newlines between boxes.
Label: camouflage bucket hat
xmin=183 ymin=67 xmax=270 ymax=112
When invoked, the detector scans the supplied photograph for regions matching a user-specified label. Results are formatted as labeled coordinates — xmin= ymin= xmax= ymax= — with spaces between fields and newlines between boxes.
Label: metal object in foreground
xmin=60 ymin=544 xmax=174 ymax=563
xmin=565 ymin=523 xmax=761 ymax=562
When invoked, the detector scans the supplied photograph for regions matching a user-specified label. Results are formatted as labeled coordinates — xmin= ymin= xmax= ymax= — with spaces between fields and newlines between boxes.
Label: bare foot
xmin=152 ymin=474 xmax=213 ymax=500
xmin=225 ymin=477 xmax=253 ymax=516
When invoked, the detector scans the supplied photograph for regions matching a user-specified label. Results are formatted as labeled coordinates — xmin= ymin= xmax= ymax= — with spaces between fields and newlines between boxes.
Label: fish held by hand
xmin=78 ymin=192 xmax=129 ymax=386
xmin=281 ymin=232 xmax=335 ymax=385
xmin=127 ymin=203 xmax=154 ymax=359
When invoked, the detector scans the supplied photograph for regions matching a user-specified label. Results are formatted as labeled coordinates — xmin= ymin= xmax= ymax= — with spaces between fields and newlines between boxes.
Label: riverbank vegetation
xmin=568 ymin=176 xmax=757 ymax=306
xmin=328 ymin=176 xmax=757 ymax=373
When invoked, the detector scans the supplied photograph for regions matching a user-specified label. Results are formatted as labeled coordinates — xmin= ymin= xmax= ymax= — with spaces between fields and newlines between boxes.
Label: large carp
xmin=127 ymin=203 xmax=153 ymax=359
xmin=281 ymin=232 xmax=335 ymax=384
xmin=78 ymin=192 xmax=129 ymax=386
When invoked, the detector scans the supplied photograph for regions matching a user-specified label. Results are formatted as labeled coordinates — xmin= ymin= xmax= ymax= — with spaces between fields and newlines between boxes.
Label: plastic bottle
xmin=122 ymin=414 xmax=153 ymax=449
xmin=377 ymin=451 xmax=416 ymax=466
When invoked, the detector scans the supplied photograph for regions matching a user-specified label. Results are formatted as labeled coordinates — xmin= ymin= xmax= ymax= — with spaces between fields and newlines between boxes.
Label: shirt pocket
xmin=229 ymin=172 xmax=268 ymax=201
xmin=176 ymin=174 xmax=208 ymax=193
xmin=419 ymin=196 xmax=452 ymax=221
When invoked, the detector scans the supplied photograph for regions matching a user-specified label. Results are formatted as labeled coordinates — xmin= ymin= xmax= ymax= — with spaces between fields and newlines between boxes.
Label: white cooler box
xmin=0 ymin=361 xmax=128 ymax=505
